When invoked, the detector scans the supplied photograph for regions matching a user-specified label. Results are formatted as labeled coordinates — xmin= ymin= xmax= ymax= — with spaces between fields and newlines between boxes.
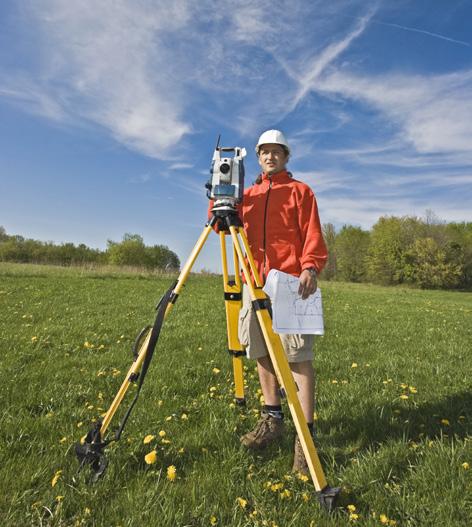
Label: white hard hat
xmin=255 ymin=129 xmax=290 ymax=155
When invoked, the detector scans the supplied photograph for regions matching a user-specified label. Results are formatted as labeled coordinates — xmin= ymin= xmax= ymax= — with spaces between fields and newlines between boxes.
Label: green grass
xmin=1 ymin=262 xmax=471 ymax=527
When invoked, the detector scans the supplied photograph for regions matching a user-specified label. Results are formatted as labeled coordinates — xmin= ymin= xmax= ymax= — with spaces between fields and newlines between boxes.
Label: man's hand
xmin=298 ymin=269 xmax=317 ymax=300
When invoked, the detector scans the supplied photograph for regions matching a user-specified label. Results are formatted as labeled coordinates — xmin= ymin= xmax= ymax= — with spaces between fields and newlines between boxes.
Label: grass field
xmin=1 ymin=262 xmax=471 ymax=527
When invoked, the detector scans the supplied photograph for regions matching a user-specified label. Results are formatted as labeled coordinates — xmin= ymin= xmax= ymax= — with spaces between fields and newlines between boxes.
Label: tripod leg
xmin=219 ymin=232 xmax=245 ymax=404
xmin=228 ymin=226 xmax=340 ymax=508
xmin=97 ymin=223 xmax=215 ymax=439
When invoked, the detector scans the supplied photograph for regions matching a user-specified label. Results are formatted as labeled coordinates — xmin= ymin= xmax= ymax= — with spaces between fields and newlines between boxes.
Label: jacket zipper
xmin=262 ymin=178 xmax=272 ymax=282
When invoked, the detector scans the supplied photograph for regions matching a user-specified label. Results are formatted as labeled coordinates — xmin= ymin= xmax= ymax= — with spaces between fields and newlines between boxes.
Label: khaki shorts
xmin=238 ymin=285 xmax=314 ymax=363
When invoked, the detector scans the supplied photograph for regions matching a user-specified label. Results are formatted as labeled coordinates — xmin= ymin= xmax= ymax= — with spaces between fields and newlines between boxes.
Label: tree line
xmin=1 ymin=214 xmax=471 ymax=289
xmin=0 ymin=228 xmax=180 ymax=271
xmin=321 ymin=213 xmax=472 ymax=290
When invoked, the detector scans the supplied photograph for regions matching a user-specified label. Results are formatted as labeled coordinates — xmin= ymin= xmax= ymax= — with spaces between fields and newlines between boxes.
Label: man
xmin=237 ymin=129 xmax=327 ymax=474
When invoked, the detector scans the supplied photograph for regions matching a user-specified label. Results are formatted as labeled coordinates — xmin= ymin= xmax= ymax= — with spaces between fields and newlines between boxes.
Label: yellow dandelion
xmin=331 ymin=379 xmax=338 ymax=384
xmin=400 ymin=383 xmax=408 ymax=389
xmin=165 ymin=415 xmax=173 ymax=421
xmin=297 ymin=473 xmax=309 ymax=482
xmin=380 ymin=514 xmax=389 ymax=524
xmin=178 ymin=447 xmax=185 ymax=454
xmin=210 ymin=516 xmax=217 ymax=525
xmin=167 ymin=465 xmax=177 ymax=481
xmin=212 ymin=368 xmax=221 ymax=374
xmin=84 ymin=341 xmax=94 ymax=349
xmin=31 ymin=336 xmax=38 ymax=343
xmin=347 ymin=504 xmax=356 ymax=512
xmin=270 ymin=482 xmax=284 ymax=492
xmin=236 ymin=497 xmax=247 ymax=509
xmin=441 ymin=419 xmax=450 ymax=426
xmin=302 ymin=492 xmax=310 ymax=502
xmin=409 ymin=387 xmax=417 ymax=394
xmin=351 ymin=362 xmax=358 ymax=368
xmin=181 ymin=413 xmax=188 ymax=420
xmin=462 ymin=462 xmax=470 ymax=470
xmin=51 ymin=470 xmax=62 ymax=487
xmin=279 ymin=489 xmax=291 ymax=499
xmin=349 ymin=513 xmax=359 ymax=521
xmin=144 ymin=450 xmax=157 ymax=465
xmin=55 ymin=495 xmax=64 ymax=503
xmin=84 ymin=507 xmax=91 ymax=516
xmin=159 ymin=430 xmax=166 ymax=437
xmin=399 ymin=395 xmax=409 ymax=400
xmin=143 ymin=434 xmax=155 ymax=444
xmin=59 ymin=436 xmax=67 ymax=444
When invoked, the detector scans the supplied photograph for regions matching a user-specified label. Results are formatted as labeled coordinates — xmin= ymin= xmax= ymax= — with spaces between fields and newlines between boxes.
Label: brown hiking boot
xmin=240 ymin=411 xmax=285 ymax=449
xmin=292 ymin=436 xmax=309 ymax=475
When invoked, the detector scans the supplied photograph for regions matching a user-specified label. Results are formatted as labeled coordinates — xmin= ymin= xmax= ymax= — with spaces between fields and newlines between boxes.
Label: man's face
xmin=258 ymin=143 xmax=288 ymax=175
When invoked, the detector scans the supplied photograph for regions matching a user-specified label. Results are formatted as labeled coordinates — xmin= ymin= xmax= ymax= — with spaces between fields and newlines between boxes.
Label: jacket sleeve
xmin=297 ymin=189 xmax=328 ymax=273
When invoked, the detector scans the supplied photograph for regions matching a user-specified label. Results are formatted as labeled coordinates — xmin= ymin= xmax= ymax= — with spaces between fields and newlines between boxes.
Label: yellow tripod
xmin=76 ymin=208 xmax=340 ymax=511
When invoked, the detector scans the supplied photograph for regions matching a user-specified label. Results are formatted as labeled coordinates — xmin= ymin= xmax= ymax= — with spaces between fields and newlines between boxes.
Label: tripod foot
xmin=235 ymin=398 xmax=246 ymax=406
xmin=317 ymin=486 xmax=341 ymax=512
xmin=75 ymin=423 xmax=108 ymax=483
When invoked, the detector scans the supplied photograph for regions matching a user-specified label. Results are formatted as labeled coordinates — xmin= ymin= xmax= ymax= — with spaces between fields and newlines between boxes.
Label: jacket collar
xmin=261 ymin=169 xmax=292 ymax=183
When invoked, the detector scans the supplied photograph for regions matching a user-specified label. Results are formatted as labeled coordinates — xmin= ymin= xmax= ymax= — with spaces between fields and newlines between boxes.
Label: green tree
xmin=106 ymin=234 xmax=179 ymax=269
xmin=145 ymin=244 xmax=180 ymax=270
xmin=0 ymin=226 xmax=9 ymax=242
xmin=107 ymin=234 xmax=148 ymax=267
xmin=335 ymin=225 xmax=370 ymax=282
xmin=403 ymin=237 xmax=463 ymax=289
xmin=366 ymin=216 xmax=405 ymax=285
xmin=321 ymin=223 xmax=336 ymax=280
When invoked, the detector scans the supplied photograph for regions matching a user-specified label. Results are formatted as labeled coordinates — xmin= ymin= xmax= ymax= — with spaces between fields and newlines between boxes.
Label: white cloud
xmin=168 ymin=163 xmax=194 ymax=170
xmin=2 ymin=1 xmax=193 ymax=158
xmin=288 ymin=9 xmax=375 ymax=111
xmin=315 ymin=69 xmax=472 ymax=155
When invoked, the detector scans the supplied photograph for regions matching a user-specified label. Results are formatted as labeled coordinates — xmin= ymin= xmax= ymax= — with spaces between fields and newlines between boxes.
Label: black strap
xmin=111 ymin=281 xmax=177 ymax=443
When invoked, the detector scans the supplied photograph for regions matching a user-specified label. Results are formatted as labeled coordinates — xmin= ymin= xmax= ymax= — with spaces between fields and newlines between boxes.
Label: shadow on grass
xmin=321 ymin=390 xmax=472 ymax=461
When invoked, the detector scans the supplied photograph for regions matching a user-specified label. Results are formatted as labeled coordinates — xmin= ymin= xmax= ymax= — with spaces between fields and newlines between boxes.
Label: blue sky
xmin=1 ymin=0 xmax=471 ymax=272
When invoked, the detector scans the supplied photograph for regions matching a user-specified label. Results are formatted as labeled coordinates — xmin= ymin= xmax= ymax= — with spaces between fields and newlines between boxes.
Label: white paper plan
xmin=262 ymin=269 xmax=324 ymax=335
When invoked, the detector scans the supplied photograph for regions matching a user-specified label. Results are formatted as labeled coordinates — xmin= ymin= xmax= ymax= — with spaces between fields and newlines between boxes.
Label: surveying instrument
xmin=75 ymin=137 xmax=340 ymax=511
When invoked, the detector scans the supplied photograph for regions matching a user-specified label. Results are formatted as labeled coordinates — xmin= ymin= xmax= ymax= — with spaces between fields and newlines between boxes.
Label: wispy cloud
xmin=368 ymin=18 xmax=471 ymax=47
xmin=129 ymin=173 xmax=151 ymax=184
xmin=316 ymin=69 xmax=472 ymax=155
xmin=288 ymin=9 xmax=376 ymax=111
xmin=168 ymin=163 xmax=194 ymax=170
xmin=2 ymin=1 xmax=193 ymax=158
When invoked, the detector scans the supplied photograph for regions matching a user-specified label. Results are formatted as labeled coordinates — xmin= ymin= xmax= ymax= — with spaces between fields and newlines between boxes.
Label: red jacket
xmin=211 ymin=170 xmax=327 ymax=282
